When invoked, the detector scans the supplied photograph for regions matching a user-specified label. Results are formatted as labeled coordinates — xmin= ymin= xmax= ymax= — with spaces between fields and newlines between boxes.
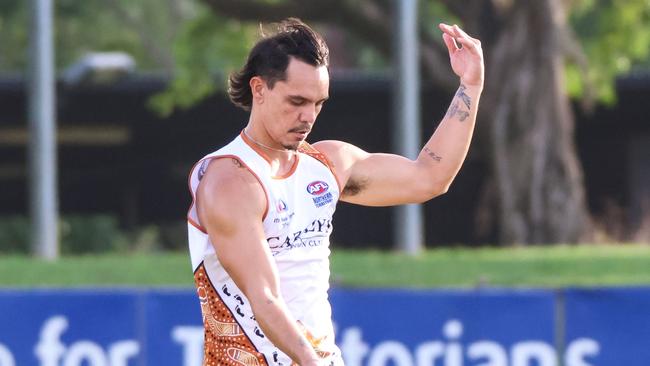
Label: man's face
xmin=258 ymin=58 xmax=329 ymax=150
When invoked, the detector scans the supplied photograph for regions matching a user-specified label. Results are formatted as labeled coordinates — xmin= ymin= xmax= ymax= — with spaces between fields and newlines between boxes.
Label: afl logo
xmin=307 ymin=181 xmax=329 ymax=195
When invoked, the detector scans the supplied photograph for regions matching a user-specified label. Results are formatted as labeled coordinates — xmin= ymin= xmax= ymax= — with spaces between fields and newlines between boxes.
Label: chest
xmin=261 ymin=163 xmax=339 ymax=254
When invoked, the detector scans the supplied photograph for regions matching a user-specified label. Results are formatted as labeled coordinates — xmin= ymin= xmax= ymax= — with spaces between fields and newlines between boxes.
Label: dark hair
xmin=228 ymin=18 xmax=329 ymax=110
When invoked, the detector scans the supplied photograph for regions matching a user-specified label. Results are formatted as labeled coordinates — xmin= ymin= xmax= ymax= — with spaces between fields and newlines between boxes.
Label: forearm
xmin=248 ymin=290 xmax=320 ymax=365
xmin=417 ymin=83 xmax=482 ymax=190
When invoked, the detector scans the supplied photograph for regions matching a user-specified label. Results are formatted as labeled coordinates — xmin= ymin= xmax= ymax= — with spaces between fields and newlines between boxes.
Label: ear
xmin=250 ymin=76 xmax=266 ymax=104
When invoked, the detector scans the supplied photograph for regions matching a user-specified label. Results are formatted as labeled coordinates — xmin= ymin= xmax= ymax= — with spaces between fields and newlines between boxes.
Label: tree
xmin=4 ymin=0 xmax=646 ymax=245
xmin=0 ymin=0 xmax=196 ymax=72
xmin=188 ymin=0 xmax=649 ymax=245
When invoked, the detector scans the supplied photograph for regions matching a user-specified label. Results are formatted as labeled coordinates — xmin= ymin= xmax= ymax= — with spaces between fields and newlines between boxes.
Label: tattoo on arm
xmin=423 ymin=147 xmax=442 ymax=162
xmin=446 ymin=101 xmax=470 ymax=122
xmin=456 ymin=84 xmax=472 ymax=109
xmin=445 ymin=100 xmax=457 ymax=119
xmin=445 ymin=85 xmax=471 ymax=122
xmin=232 ymin=158 xmax=244 ymax=168
xmin=457 ymin=109 xmax=470 ymax=122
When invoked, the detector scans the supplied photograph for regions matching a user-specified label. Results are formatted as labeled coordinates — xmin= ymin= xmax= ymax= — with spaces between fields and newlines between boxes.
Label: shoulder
xmin=196 ymin=157 xmax=267 ymax=221
xmin=311 ymin=140 xmax=371 ymax=193
xmin=312 ymin=140 xmax=369 ymax=165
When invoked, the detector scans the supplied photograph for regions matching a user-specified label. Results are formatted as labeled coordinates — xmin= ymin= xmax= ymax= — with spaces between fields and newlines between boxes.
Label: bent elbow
xmin=428 ymin=183 xmax=450 ymax=200
xmin=416 ymin=181 xmax=451 ymax=202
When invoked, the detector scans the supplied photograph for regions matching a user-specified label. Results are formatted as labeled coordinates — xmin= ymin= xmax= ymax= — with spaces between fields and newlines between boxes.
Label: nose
xmin=300 ymin=105 xmax=318 ymax=125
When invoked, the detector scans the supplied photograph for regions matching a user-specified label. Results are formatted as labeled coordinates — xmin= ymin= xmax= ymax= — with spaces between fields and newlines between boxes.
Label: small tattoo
xmin=231 ymin=158 xmax=243 ymax=168
xmin=456 ymin=84 xmax=472 ymax=109
xmin=446 ymin=101 xmax=470 ymax=122
xmin=457 ymin=110 xmax=469 ymax=121
xmin=423 ymin=147 xmax=442 ymax=162
xmin=198 ymin=160 xmax=210 ymax=180
xmin=446 ymin=101 xmax=459 ymax=119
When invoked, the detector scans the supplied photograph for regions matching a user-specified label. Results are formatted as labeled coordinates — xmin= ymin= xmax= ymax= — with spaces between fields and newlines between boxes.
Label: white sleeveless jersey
xmin=187 ymin=131 xmax=343 ymax=366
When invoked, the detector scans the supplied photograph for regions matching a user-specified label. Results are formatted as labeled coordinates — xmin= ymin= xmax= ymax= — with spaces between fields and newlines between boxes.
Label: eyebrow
xmin=288 ymin=95 xmax=329 ymax=104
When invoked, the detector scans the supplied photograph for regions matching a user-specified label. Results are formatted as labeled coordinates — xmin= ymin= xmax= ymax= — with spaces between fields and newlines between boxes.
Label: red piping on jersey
xmin=298 ymin=142 xmax=344 ymax=195
xmin=186 ymin=154 xmax=270 ymax=234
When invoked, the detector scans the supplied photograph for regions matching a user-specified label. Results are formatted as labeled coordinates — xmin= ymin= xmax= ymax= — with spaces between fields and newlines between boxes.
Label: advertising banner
xmin=0 ymin=287 xmax=647 ymax=365
xmin=564 ymin=287 xmax=650 ymax=365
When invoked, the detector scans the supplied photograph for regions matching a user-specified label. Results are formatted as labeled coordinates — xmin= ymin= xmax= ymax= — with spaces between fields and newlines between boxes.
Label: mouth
xmin=289 ymin=128 xmax=311 ymax=138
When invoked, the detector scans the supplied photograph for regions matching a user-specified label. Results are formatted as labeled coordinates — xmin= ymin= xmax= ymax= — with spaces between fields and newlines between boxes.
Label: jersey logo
xmin=307 ymin=181 xmax=329 ymax=196
xmin=276 ymin=199 xmax=288 ymax=212
xmin=307 ymin=181 xmax=333 ymax=208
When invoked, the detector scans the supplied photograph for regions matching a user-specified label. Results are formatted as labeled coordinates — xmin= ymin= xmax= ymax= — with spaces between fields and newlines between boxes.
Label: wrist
xmin=297 ymin=345 xmax=320 ymax=366
xmin=460 ymin=81 xmax=483 ymax=93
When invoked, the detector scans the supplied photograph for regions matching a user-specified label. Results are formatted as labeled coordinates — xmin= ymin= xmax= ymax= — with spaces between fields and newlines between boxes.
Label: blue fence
xmin=0 ymin=287 xmax=648 ymax=365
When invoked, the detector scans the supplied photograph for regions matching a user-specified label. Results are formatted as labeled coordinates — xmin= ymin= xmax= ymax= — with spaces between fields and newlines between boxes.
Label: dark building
xmin=0 ymin=73 xmax=648 ymax=247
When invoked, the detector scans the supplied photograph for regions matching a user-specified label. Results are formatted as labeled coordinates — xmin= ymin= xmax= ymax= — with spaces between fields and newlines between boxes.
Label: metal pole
xmin=29 ymin=0 xmax=58 ymax=260
xmin=393 ymin=0 xmax=423 ymax=255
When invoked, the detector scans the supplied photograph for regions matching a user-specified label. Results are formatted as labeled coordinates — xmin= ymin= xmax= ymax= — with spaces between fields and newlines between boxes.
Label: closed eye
xmin=289 ymin=97 xmax=306 ymax=106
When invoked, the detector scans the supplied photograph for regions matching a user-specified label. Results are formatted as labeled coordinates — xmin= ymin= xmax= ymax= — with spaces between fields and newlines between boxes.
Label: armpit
xmin=342 ymin=176 xmax=368 ymax=197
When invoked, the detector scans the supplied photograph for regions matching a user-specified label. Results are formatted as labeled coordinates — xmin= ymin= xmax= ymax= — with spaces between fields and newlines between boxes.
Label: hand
xmin=439 ymin=23 xmax=484 ymax=88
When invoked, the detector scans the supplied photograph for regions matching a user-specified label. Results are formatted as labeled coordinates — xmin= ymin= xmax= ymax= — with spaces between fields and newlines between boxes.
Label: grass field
xmin=2 ymin=244 xmax=650 ymax=288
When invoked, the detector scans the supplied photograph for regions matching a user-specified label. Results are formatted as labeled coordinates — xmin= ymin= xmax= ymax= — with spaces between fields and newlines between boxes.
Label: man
xmin=187 ymin=18 xmax=483 ymax=366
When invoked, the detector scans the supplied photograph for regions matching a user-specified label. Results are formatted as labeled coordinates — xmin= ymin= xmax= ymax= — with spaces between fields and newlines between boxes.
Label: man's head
xmin=230 ymin=18 xmax=330 ymax=150
xmin=228 ymin=18 xmax=330 ymax=111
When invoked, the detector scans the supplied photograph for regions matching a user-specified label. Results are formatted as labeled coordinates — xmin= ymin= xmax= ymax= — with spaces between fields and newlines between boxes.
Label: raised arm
xmin=196 ymin=158 xmax=321 ymax=366
xmin=315 ymin=23 xmax=484 ymax=206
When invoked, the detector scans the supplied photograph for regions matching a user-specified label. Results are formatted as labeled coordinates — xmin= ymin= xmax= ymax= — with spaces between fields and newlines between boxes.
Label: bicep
xmin=342 ymin=152 xmax=430 ymax=206
xmin=196 ymin=160 xmax=279 ymax=298
xmin=314 ymin=140 xmax=434 ymax=206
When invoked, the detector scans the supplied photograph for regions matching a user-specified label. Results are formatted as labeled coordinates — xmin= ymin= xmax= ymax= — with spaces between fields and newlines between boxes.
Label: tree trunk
xmin=482 ymin=0 xmax=590 ymax=244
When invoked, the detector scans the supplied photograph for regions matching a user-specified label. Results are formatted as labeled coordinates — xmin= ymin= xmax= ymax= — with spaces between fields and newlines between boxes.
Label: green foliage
xmin=4 ymin=0 xmax=647 ymax=110
xmin=420 ymin=0 xmax=459 ymax=37
xmin=60 ymin=215 xmax=128 ymax=254
xmin=0 ymin=216 xmax=30 ymax=254
xmin=0 ymin=0 xmax=196 ymax=71
xmin=0 ymin=215 xmax=189 ymax=255
xmin=0 ymin=215 xmax=127 ymax=254
xmin=569 ymin=0 xmax=650 ymax=103
xmin=0 ymin=0 xmax=29 ymax=70
xmin=149 ymin=8 xmax=257 ymax=116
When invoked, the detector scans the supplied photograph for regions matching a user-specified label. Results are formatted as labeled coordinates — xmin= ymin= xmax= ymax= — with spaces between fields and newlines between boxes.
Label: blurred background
xmin=1 ymin=0 xmax=649 ymax=255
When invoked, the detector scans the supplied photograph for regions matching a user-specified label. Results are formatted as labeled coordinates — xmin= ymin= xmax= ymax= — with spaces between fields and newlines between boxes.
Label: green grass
xmin=1 ymin=244 xmax=650 ymax=288
xmin=0 ymin=252 xmax=194 ymax=287
xmin=330 ymin=244 xmax=650 ymax=288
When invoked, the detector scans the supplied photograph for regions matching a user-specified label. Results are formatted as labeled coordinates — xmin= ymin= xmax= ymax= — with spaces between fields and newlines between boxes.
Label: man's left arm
xmin=315 ymin=23 xmax=484 ymax=206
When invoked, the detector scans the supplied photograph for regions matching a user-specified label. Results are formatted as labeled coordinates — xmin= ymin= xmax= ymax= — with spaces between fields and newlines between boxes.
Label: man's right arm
xmin=196 ymin=157 xmax=321 ymax=366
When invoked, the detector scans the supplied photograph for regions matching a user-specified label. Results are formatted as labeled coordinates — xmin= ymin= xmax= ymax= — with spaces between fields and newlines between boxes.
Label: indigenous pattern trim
xmin=195 ymin=263 xmax=269 ymax=366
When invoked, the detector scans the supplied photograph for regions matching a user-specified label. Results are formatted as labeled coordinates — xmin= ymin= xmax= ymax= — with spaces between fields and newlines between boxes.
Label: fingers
xmin=442 ymin=32 xmax=458 ymax=54
xmin=455 ymin=36 xmax=482 ymax=56
xmin=438 ymin=23 xmax=482 ymax=55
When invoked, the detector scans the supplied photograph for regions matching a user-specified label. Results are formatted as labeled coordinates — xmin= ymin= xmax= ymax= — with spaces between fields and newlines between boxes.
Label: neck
xmin=243 ymin=127 xmax=296 ymax=156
